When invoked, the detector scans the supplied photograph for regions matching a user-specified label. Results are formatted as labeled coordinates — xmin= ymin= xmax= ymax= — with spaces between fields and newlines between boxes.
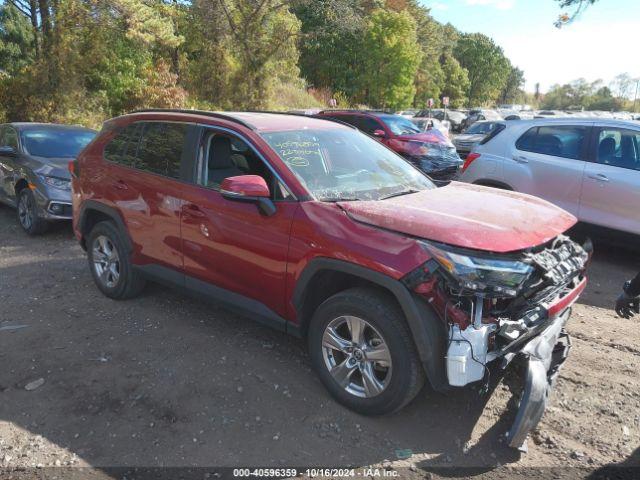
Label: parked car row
xmin=316 ymin=110 xmax=463 ymax=185
xmin=412 ymin=107 xmax=639 ymax=137
xmin=0 ymin=110 xmax=598 ymax=451
xmin=414 ymin=109 xmax=467 ymax=133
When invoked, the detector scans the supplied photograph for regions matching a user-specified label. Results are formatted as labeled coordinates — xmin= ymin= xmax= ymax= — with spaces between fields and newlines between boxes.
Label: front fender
xmin=293 ymin=257 xmax=448 ymax=392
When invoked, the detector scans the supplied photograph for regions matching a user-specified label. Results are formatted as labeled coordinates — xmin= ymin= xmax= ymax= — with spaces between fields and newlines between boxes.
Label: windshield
xmin=261 ymin=128 xmax=435 ymax=201
xmin=21 ymin=129 xmax=96 ymax=158
xmin=379 ymin=116 xmax=422 ymax=135
xmin=466 ymin=122 xmax=498 ymax=135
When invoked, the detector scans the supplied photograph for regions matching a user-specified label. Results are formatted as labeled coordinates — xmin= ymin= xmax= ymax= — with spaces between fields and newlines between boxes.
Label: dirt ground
xmin=1 ymin=203 xmax=639 ymax=479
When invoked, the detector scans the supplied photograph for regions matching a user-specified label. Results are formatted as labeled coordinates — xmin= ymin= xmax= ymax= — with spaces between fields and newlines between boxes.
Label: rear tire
xmin=17 ymin=189 xmax=49 ymax=235
xmin=87 ymin=221 xmax=145 ymax=299
xmin=308 ymin=287 xmax=425 ymax=415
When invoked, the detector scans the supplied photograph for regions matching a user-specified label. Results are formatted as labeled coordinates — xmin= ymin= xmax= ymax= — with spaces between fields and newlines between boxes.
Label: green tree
xmin=587 ymin=86 xmax=621 ymax=111
xmin=0 ymin=0 xmax=526 ymax=123
xmin=111 ymin=0 xmax=183 ymax=48
xmin=440 ymin=53 xmax=469 ymax=109
xmin=217 ymin=0 xmax=302 ymax=109
xmin=454 ymin=33 xmax=510 ymax=106
xmin=294 ymin=0 xmax=366 ymax=99
xmin=0 ymin=3 xmax=35 ymax=74
xmin=610 ymin=73 xmax=636 ymax=100
xmin=541 ymin=84 xmax=573 ymax=109
xmin=358 ymin=8 xmax=421 ymax=109
xmin=183 ymin=0 xmax=238 ymax=108
xmin=413 ymin=57 xmax=444 ymax=109
xmin=541 ymin=78 xmax=616 ymax=110
xmin=405 ymin=0 xmax=449 ymax=108
xmin=499 ymin=65 xmax=525 ymax=104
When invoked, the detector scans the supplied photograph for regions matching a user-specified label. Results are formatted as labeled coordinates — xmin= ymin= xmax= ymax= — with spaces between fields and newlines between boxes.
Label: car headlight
xmin=416 ymin=144 xmax=440 ymax=156
xmin=39 ymin=175 xmax=71 ymax=191
xmin=420 ymin=241 xmax=533 ymax=297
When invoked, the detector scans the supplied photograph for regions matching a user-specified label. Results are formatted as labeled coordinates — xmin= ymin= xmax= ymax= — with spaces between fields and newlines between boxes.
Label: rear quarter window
xmin=515 ymin=127 xmax=537 ymax=151
xmin=479 ymin=123 xmax=506 ymax=145
xmin=104 ymin=124 xmax=142 ymax=167
xmin=104 ymin=122 xmax=189 ymax=179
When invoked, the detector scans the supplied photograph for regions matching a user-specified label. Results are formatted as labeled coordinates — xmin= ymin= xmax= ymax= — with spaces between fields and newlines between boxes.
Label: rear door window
xmin=516 ymin=125 xmax=587 ymax=160
xmin=136 ymin=122 xmax=189 ymax=179
xmin=596 ymin=128 xmax=640 ymax=171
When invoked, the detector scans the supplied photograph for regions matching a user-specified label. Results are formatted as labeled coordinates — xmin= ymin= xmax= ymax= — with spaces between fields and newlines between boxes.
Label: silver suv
xmin=459 ymin=118 xmax=640 ymax=236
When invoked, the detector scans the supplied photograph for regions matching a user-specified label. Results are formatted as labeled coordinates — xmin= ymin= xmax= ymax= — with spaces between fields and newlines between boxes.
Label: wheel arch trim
xmin=293 ymin=257 xmax=448 ymax=391
xmin=473 ymin=179 xmax=513 ymax=190
xmin=77 ymin=201 xmax=133 ymax=252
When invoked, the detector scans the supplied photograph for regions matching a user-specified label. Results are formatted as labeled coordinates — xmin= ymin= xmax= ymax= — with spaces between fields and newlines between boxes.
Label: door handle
xmin=513 ymin=155 xmax=529 ymax=163
xmin=588 ymin=173 xmax=609 ymax=182
xmin=182 ymin=203 xmax=206 ymax=218
xmin=113 ymin=180 xmax=128 ymax=190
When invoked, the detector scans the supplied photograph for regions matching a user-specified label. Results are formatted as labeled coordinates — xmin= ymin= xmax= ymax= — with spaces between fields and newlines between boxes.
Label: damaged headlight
xmin=38 ymin=175 xmax=71 ymax=191
xmin=420 ymin=241 xmax=533 ymax=297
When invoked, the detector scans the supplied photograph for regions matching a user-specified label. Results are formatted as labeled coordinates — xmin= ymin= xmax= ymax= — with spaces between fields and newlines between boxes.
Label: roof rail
xmin=131 ymin=109 xmax=256 ymax=130
xmin=246 ymin=110 xmax=358 ymax=130
xmin=318 ymin=109 xmax=391 ymax=115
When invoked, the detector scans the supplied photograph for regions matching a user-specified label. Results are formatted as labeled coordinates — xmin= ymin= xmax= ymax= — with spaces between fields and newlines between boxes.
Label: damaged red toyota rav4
xmin=71 ymin=111 xmax=590 ymax=449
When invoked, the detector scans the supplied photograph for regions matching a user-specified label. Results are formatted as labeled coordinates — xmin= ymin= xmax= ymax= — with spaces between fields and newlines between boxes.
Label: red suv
xmin=72 ymin=110 xmax=589 ymax=449
xmin=317 ymin=110 xmax=462 ymax=185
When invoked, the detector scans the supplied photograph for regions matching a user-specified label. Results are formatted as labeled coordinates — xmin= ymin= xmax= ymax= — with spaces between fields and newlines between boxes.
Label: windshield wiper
xmin=379 ymin=189 xmax=420 ymax=200
xmin=322 ymin=197 xmax=361 ymax=203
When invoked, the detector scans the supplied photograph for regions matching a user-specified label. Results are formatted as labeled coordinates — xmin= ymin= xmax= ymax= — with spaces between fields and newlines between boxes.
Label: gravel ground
xmin=1 ymin=203 xmax=639 ymax=479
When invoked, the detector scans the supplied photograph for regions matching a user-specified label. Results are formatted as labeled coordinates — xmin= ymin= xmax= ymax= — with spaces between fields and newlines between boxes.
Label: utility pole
xmin=633 ymin=79 xmax=639 ymax=113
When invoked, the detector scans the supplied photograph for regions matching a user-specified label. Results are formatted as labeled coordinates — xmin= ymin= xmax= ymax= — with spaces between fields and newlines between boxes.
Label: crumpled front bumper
xmin=404 ymin=153 xmax=462 ymax=186
xmin=504 ymin=308 xmax=572 ymax=451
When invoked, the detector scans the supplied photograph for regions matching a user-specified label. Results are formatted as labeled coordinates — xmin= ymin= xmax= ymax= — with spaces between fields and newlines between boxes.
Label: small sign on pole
xmin=427 ymin=98 xmax=434 ymax=108
xmin=442 ymin=96 xmax=450 ymax=107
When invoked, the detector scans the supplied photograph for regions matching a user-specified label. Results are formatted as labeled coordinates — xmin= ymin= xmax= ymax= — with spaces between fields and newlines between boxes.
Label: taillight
xmin=68 ymin=159 xmax=80 ymax=178
xmin=462 ymin=152 xmax=480 ymax=172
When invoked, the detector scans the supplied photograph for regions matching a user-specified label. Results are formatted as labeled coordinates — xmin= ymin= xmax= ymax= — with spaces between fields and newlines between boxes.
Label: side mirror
xmin=220 ymin=175 xmax=276 ymax=216
xmin=0 ymin=146 xmax=16 ymax=156
xmin=372 ymin=129 xmax=386 ymax=138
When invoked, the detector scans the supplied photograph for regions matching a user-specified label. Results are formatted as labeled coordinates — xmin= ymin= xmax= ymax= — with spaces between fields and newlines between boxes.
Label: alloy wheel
xmin=18 ymin=193 xmax=33 ymax=230
xmin=92 ymin=235 xmax=121 ymax=288
xmin=321 ymin=315 xmax=392 ymax=398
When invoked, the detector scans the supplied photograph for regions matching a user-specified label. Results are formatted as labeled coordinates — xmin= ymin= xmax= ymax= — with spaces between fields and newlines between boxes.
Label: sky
xmin=422 ymin=0 xmax=640 ymax=94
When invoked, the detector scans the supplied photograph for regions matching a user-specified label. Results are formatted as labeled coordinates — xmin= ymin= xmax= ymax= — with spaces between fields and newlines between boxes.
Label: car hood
xmin=338 ymin=182 xmax=577 ymax=253
xmin=396 ymin=130 xmax=453 ymax=147
xmin=454 ymin=134 xmax=485 ymax=144
xmin=31 ymin=156 xmax=73 ymax=179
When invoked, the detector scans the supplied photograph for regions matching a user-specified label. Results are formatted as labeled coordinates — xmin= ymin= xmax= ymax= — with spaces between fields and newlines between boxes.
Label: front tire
xmin=17 ymin=189 xmax=49 ymax=235
xmin=87 ymin=221 xmax=145 ymax=299
xmin=308 ymin=287 xmax=425 ymax=415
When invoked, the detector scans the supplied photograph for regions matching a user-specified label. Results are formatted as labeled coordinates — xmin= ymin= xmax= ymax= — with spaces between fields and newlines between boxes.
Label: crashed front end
xmin=403 ymin=234 xmax=590 ymax=450
xmin=401 ymin=141 xmax=463 ymax=186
